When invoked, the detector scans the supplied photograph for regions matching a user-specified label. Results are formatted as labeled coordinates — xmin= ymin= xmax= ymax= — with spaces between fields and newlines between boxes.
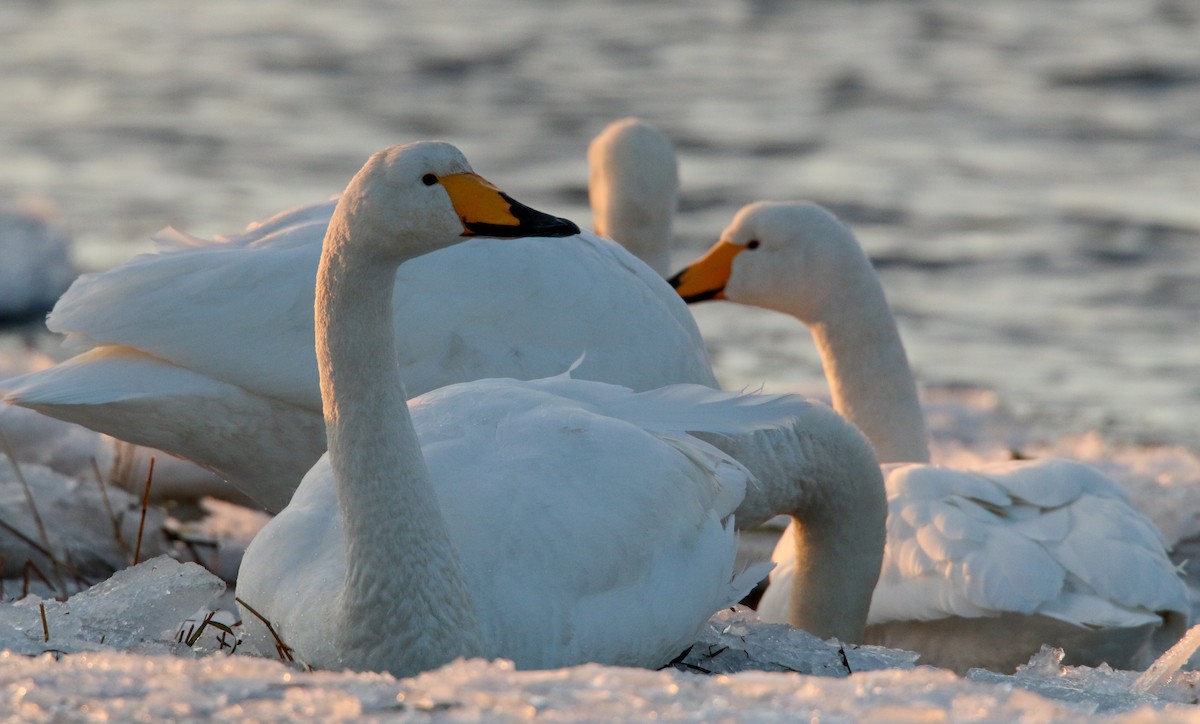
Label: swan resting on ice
xmin=236 ymin=143 xmax=890 ymax=675
xmin=670 ymin=201 xmax=1189 ymax=673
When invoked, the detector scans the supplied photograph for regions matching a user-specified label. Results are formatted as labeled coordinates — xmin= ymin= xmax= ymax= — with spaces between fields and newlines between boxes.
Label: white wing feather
xmin=763 ymin=458 xmax=1188 ymax=632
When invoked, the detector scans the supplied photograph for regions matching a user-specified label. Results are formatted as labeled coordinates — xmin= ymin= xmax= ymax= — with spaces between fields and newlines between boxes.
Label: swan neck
xmin=702 ymin=408 xmax=887 ymax=642
xmin=780 ymin=414 xmax=887 ymax=642
xmin=807 ymin=282 xmax=930 ymax=464
xmin=316 ymin=227 xmax=482 ymax=673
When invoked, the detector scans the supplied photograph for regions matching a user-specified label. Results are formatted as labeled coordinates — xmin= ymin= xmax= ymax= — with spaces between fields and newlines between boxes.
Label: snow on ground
xmin=1 ymin=559 xmax=1200 ymax=721
xmin=165 ymin=497 xmax=271 ymax=584
xmin=3 ymin=366 xmax=1200 ymax=719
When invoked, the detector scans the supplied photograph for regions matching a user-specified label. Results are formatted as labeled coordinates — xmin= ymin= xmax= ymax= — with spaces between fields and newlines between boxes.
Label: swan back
xmin=237 ymin=378 xmax=772 ymax=671
xmin=6 ymin=142 xmax=716 ymax=511
xmin=759 ymin=457 xmax=1190 ymax=669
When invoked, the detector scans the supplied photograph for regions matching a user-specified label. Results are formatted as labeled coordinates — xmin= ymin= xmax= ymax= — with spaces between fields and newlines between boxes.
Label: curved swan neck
xmin=806 ymin=270 xmax=931 ymax=464
xmin=701 ymin=405 xmax=887 ymax=642
xmin=779 ymin=412 xmax=887 ymax=642
xmin=316 ymin=218 xmax=482 ymax=673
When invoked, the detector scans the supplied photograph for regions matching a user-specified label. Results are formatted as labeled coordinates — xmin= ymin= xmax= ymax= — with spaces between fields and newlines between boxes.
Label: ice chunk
xmin=673 ymin=607 xmax=919 ymax=676
xmin=0 ymin=556 xmax=224 ymax=656
xmin=1133 ymin=623 xmax=1200 ymax=695
xmin=969 ymin=642 xmax=1200 ymax=713
xmin=0 ymin=458 xmax=171 ymax=583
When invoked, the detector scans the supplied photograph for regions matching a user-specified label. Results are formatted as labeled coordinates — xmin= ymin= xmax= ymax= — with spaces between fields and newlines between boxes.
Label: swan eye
xmin=421 ymin=174 xmax=438 ymax=186
xmin=746 ymin=239 xmax=760 ymax=250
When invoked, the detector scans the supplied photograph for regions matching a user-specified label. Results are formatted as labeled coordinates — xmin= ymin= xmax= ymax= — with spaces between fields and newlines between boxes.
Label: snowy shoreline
xmin=3 ymin=343 xmax=1200 ymax=719
xmin=1 ymin=557 xmax=1198 ymax=722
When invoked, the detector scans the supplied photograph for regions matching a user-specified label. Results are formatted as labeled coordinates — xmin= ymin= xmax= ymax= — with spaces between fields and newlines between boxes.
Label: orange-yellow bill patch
xmin=438 ymin=172 xmax=520 ymax=229
xmin=437 ymin=172 xmax=580 ymax=239
xmin=668 ymin=239 xmax=747 ymax=303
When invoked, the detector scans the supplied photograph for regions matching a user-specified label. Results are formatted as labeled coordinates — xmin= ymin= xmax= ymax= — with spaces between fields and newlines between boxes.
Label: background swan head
xmin=331 ymin=141 xmax=580 ymax=262
xmin=588 ymin=118 xmax=678 ymax=277
xmin=669 ymin=201 xmax=876 ymax=323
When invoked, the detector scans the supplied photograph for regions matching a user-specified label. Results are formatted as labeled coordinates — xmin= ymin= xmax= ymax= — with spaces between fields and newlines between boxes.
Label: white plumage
xmin=7 ymin=123 xmax=890 ymax=651
xmin=588 ymin=117 xmax=679 ymax=277
xmin=670 ymin=201 xmax=1189 ymax=672
xmin=236 ymin=141 xmax=768 ymax=676
xmin=5 ymin=163 xmax=713 ymax=512
xmin=240 ymin=377 xmax=773 ymax=673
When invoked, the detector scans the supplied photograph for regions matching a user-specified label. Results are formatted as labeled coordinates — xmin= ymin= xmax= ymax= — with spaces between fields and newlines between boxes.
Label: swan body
xmin=671 ymin=201 xmax=1190 ymax=671
xmin=588 ymin=117 xmax=678 ymax=277
xmin=5 ymin=149 xmax=714 ymax=512
xmin=236 ymin=140 xmax=772 ymax=675
xmin=240 ymin=376 xmax=772 ymax=673
xmin=6 ymin=124 xmax=890 ymax=651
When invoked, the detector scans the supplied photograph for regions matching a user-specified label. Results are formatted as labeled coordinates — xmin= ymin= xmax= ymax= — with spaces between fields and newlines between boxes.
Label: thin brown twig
xmin=235 ymin=596 xmax=295 ymax=662
xmin=89 ymin=457 xmax=130 ymax=559
xmin=133 ymin=458 xmax=155 ymax=565
xmin=0 ymin=520 xmax=93 ymax=599
xmin=0 ymin=517 xmax=56 ymax=566
xmin=0 ymin=431 xmax=67 ymax=598
xmin=22 ymin=560 xmax=53 ymax=599
xmin=38 ymin=602 xmax=48 ymax=643
xmin=183 ymin=610 xmax=234 ymax=648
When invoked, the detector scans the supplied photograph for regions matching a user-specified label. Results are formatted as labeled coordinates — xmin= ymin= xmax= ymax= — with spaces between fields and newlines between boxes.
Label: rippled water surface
xmin=2 ymin=0 xmax=1197 ymax=449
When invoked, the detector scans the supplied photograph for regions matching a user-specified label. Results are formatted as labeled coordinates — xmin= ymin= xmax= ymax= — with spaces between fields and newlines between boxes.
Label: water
xmin=1 ymin=0 xmax=1198 ymax=451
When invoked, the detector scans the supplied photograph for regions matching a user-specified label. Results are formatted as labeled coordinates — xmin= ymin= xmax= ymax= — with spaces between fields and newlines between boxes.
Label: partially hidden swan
xmin=669 ymin=201 xmax=1190 ymax=673
xmin=4 ymin=129 xmax=714 ymax=512
xmin=234 ymin=141 xmax=884 ymax=674
xmin=588 ymin=117 xmax=678 ymax=277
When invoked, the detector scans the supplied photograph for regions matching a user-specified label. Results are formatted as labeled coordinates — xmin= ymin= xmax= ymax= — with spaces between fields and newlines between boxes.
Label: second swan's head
xmin=331 ymin=141 xmax=581 ymax=261
xmin=667 ymin=201 xmax=871 ymax=322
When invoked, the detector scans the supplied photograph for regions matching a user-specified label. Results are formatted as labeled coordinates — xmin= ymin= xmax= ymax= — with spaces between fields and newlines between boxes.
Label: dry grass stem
xmin=38 ymin=602 xmax=48 ymax=642
xmin=0 ymin=431 xmax=67 ymax=597
xmin=89 ymin=457 xmax=130 ymax=559
xmin=21 ymin=560 xmax=53 ymax=599
xmin=0 ymin=520 xmax=93 ymax=599
xmin=132 ymin=458 xmax=155 ymax=565
xmin=235 ymin=596 xmax=295 ymax=662
xmin=181 ymin=610 xmax=235 ymax=648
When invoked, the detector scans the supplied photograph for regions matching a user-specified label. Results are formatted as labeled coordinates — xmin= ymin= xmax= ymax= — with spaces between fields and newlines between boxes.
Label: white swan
xmin=1 ymin=128 xmax=889 ymax=649
xmin=4 ymin=136 xmax=714 ymax=512
xmin=588 ymin=117 xmax=678 ymax=277
xmin=234 ymin=141 xmax=886 ymax=674
xmin=669 ymin=201 xmax=1190 ymax=672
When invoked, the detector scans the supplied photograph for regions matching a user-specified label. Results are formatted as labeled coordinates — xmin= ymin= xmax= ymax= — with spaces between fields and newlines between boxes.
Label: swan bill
xmin=668 ymin=239 xmax=748 ymax=303
xmin=439 ymin=172 xmax=580 ymax=239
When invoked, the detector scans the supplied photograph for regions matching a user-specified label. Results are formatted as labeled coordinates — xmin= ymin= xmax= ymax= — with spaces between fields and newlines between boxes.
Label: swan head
xmin=668 ymin=201 xmax=871 ymax=322
xmin=332 ymin=141 xmax=580 ymax=262
xmin=588 ymin=118 xmax=678 ymax=276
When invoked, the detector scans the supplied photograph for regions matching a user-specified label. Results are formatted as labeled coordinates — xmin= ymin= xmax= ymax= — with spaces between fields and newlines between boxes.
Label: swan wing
xmin=14 ymin=208 xmax=714 ymax=500
xmin=420 ymin=381 xmax=763 ymax=668
xmin=242 ymin=379 xmax=766 ymax=670
xmin=867 ymin=460 xmax=1188 ymax=627
xmin=2 ymin=346 xmax=323 ymax=511
xmin=868 ymin=466 xmax=1068 ymax=622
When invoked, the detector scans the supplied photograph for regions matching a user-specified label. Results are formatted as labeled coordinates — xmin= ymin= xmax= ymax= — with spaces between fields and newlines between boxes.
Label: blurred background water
xmin=1 ymin=0 xmax=1197 ymax=452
